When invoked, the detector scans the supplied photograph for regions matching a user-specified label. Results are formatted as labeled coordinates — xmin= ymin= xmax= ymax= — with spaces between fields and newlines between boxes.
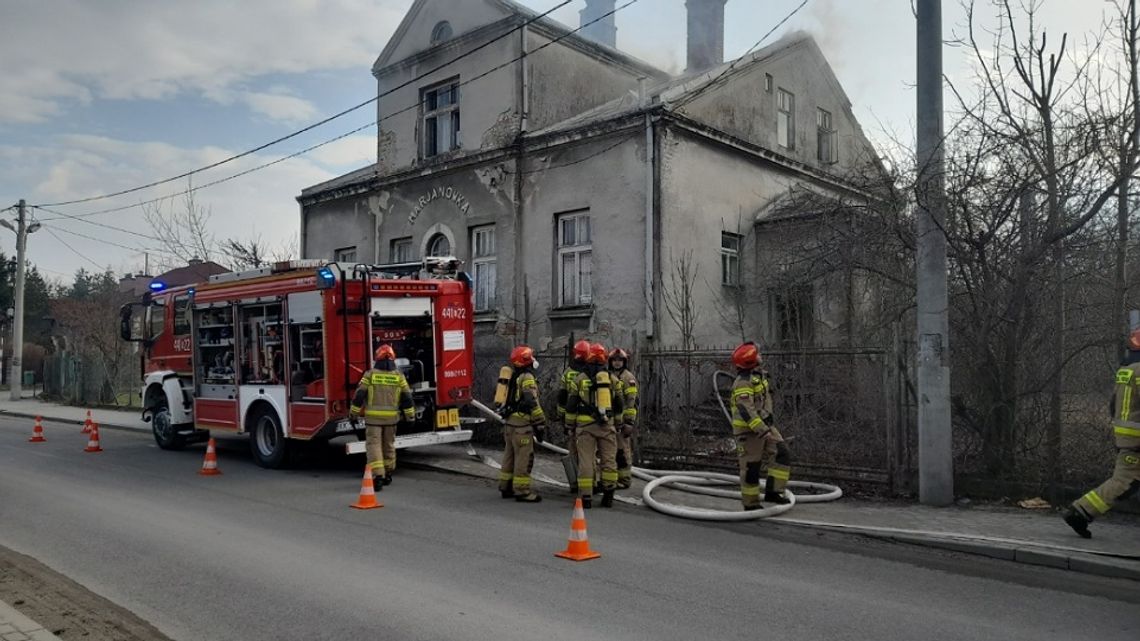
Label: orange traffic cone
xmin=350 ymin=466 xmax=383 ymax=510
xmin=84 ymin=423 xmax=103 ymax=453
xmin=28 ymin=416 xmax=46 ymax=443
xmin=554 ymin=497 xmax=601 ymax=561
xmin=198 ymin=438 xmax=222 ymax=476
xmin=82 ymin=410 xmax=93 ymax=434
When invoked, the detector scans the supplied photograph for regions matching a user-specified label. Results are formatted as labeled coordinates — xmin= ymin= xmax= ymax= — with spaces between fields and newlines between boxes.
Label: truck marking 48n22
xmin=119 ymin=257 xmax=476 ymax=468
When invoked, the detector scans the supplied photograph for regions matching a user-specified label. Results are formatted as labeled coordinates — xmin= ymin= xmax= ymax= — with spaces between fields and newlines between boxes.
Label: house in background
xmin=298 ymin=0 xmax=884 ymax=357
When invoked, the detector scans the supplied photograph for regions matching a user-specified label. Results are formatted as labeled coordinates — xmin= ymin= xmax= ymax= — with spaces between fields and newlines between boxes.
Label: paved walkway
xmin=0 ymin=601 xmax=61 ymax=641
xmin=4 ymin=396 xmax=1137 ymax=580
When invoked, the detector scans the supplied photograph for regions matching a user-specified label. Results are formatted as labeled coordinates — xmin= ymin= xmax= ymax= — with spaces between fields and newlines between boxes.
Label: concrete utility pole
xmin=915 ymin=0 xmax=954 ymax=506
xmin=3 ymin=200 xmax=39 ymax=401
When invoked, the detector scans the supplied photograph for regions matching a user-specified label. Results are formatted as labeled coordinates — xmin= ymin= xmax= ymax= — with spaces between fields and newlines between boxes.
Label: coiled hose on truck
xmin=468 ymin=369 xmax=842 ymax=520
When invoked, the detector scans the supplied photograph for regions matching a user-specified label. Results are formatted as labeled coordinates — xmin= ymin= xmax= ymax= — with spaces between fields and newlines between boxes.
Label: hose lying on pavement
xmin=470 ymin=378 xmax=843 ymax=521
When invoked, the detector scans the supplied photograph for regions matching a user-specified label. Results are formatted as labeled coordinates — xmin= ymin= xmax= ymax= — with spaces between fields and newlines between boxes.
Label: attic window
xmin=431 ymin=21 xmax=453 ymax=45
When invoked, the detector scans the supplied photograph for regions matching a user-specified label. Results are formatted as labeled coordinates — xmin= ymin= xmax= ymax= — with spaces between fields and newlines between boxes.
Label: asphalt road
xmin=0 ymin=417 xmax=1135 ymax=641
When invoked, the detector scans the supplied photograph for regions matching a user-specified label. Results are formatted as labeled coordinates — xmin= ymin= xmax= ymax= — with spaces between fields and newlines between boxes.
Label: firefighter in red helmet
xmin=492 ymin=345 xmax=545 ymax=502
xmin=608 ymin=347 xmax=639 ymax=489
xmin=350 ymin=344 xmax=415 ymax=491
xmin=729 ymin=342 xmax=791 ymax=510
xmin=558 ymin=340 xmax=591 ymax=493
xmin=1062 ymin=327 xmax=1140 ymax=537
xmin=566 ymin=342 xmax=619 ymax=508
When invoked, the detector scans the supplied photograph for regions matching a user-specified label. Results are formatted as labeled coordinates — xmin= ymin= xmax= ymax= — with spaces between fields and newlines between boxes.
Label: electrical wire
xmin=35 ymin=0 xmax=645 ymax=221
xmin=40 ymin=222 xmax=164 ymax=254
xmin=33 ymin=0 xmax=576 ymax=208
xmin=674 ymin=0 xmax=810 ymax=110
xmin=32 ymin=205 xmax=163 ymax=241
xmin=502 ymin=134 xmax=635 ymax=175
xmin=43 ymin=226 xmax=102 ymax=269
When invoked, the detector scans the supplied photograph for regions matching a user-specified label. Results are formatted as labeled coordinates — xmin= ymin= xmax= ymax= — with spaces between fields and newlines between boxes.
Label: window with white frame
xmin=817 ymin=108 xmax=837 ymax=164
xmin=422 ymin=80 xmax=460 ymax=158
xmin=777 ymin=88 xmax=795 ymax=150
xmin=721 ymin=232 xmax=741 ymax=286
xmin=764 ymin=73 xmax=773 ymax=93
xmin=471 ymin=226 xmax=496 ymax=312
xmin=426 ymin=233 xmax=451 ymax=257
xmin=334 ymin=246 xmax=357 ymax=263
xmin=556 ymin=211 xmax=592 ymax=307
xmin=391 ymin=237 xmax=413 ymax=263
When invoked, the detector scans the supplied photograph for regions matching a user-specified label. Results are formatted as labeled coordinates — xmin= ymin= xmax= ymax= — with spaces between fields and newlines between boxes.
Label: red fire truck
xmin=119 ymin=257 xmax=476 ymax=468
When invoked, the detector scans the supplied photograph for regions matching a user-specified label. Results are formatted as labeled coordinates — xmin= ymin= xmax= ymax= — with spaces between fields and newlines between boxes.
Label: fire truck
xmin=119 ymin=257 xmax=477 ymax=468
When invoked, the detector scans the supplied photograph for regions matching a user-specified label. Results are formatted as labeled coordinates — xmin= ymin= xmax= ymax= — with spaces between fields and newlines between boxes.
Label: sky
xmin=0 ymin=0 xmax=1114 ymax=284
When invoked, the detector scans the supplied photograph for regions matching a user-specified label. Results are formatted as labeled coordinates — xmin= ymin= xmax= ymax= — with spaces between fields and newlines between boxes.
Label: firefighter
xmin=350 ymin=344 xmax=415 ymax=491
xmin=493 ymin=345 xmax=546 ymax=503
xmin=1062 ymin=328 xmax=1140 ymax=538
xmin=558 ymin=340 xmax=591 ymax=494
xmin=609 ymin=347 xmax=639 ymax=490
xmin=568 ymin=342 xmax=619 ymax=508
xmin=729 ymin=342 xmax=791 ymax=510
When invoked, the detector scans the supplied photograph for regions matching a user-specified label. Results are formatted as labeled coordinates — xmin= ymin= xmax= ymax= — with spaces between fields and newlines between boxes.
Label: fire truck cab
xmin=119 ymin=257 xmax=477 ymax=468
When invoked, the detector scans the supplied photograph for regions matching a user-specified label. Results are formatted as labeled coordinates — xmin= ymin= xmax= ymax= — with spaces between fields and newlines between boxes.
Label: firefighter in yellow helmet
xmin=1062 ymin=328 xmax=1140 ymax=538
xmin=729 ymin=342 xmax=791 ymax=510
xmin=567 ymin=342 xmax=619 ymax=508
xmin=608 ymin=347 xmax=639 ymax=489
xmin=558 ymin=340 xmax=591 ymax=494
xmin=350 ymin=344 xmax=415 ymax=491
xmin=493 ymin=345 xmax=546 ymax=503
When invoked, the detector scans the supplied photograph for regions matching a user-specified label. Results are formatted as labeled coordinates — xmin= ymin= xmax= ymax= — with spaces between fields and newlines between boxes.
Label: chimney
xmin=580 ymin=0 xmax=617 ymax=49
xmin=686 ymin=0 xmax=727 ymax=73
xmin=188 ymin=257 xmax=203 ymax=266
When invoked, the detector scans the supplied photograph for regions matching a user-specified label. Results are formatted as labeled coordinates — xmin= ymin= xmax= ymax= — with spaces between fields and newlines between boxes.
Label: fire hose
xmin=468 ymin=369 xmax=842 ymax=520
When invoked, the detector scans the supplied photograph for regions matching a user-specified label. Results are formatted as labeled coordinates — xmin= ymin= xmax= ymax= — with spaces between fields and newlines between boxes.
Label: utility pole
xmin=915 ymin=0 xmax=954 ymax=505
xmin=3 ymin=200 xmax=40 ymax=401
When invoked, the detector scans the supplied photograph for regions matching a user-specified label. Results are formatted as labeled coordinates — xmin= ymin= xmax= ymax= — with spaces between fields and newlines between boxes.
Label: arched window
xmin=427 ymin=233 xmax=451 ymax=257
xmin=430 ymin=21 xmax=453 ymax=45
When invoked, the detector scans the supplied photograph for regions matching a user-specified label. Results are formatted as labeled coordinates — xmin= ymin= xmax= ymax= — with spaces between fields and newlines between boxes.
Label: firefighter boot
xmin=500 ymin=480 xmax=514 ymax=499
xmin=1061 ymin=507 xmax=1092 ymax=539
xmin=383 ymin=474 xmax=393 ymax=486
xmin=373 ymin=475 xmax=384 ymax=493
xmin=763 ymin=479 xmax=791 ymax=505
xmin=600 ymin=489 xmax=614 ymax=508
xmin=743 ymin=503 xmax=764 ymax=511
xmin=515 ymin=492 xmax=542 ymax=503
xmin=581 ymin=496 xmax=593 ymax=509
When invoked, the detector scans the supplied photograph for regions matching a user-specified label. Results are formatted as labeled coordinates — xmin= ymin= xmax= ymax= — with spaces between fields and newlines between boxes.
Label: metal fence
xmin=42 ymin=351 xmax=141 ymax=409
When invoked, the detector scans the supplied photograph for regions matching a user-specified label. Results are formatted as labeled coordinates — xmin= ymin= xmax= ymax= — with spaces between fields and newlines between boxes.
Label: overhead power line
xmin=41 ymin=222 xmax=163 ymax=254
xmin=33 ymin=205 xmax=163 ymax=241
xmin=33 ymin=0 xmax=576 ymax=208
xmin=35 ymin=0 xmax=644 ymax=222
xmin=43 ymin=226 xmax=102 ymax=269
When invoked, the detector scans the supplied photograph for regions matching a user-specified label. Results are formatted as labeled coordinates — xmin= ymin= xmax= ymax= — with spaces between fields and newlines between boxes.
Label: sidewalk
xmin=0 ymin=600 xmax=61 ymax=641
xmin=5 ymin=396 xmax=1138 ymax=581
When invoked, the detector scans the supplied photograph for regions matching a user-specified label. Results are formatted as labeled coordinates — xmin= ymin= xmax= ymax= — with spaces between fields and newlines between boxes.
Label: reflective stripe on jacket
xmin=613 ymin=368 xmax=639 ymax=425
xmin=1113 ymin=363 xmax=1140 ymax=449
xmin=350 ymin=368 xmax=415 ymax=426
xmin=506 ymin=369 xmax=545 ymax=426
xmin=729 ymin=373 xmax=773 ymax=435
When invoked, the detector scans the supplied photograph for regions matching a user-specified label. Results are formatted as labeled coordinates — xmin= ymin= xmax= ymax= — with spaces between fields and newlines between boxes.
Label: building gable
xmin=373 ymin=0 xmax=513 ymax=74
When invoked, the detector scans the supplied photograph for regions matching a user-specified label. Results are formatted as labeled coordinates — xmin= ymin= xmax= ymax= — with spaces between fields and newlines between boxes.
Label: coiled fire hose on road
xmin=468 ymin=370 xmax=842 ymax=520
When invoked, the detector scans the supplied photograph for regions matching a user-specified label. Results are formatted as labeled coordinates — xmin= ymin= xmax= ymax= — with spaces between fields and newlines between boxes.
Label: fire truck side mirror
xmin=119 ymin=303 xmax=146 ymax=343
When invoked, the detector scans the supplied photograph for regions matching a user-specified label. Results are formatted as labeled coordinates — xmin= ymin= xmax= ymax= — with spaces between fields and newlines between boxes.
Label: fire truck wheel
xmin=151 ymin=403 xmax=186 ymax=451
xmin=249 ymin=406 xmax=289 ymax=469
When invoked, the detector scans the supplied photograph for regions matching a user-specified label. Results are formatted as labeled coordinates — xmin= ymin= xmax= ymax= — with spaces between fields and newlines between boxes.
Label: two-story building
xmin=298 ymin=0 xmax=883 ymax=359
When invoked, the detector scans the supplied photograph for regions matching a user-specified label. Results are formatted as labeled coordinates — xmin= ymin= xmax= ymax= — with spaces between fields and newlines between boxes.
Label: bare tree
xmin=142 ymin=179 xmax=215 ymax=270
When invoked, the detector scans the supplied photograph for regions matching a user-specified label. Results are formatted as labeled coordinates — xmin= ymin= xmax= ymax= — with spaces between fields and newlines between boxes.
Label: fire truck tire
xmin=249 ymin=405 xmax=290 ymax=469
xmin=151 ymin=401 xmax=186 ymax=451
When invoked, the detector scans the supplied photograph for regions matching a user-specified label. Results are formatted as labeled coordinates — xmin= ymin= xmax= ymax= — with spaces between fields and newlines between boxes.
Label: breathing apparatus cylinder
xmin=493 ymin=365 xmax=512 ymax=407
xmin=594 ymin=370 xmax=613 ymax=419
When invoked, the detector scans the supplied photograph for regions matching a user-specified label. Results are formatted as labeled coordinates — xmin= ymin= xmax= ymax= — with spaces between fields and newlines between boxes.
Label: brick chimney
xmin=686 ymin=0 xmax=727 ymax=73
xmin=580 ymin=0 xmax=617 ymax=49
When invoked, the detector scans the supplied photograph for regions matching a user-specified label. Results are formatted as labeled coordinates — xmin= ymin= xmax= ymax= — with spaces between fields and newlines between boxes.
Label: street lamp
xmin=2 ymin=201 xmax=40 ymax=400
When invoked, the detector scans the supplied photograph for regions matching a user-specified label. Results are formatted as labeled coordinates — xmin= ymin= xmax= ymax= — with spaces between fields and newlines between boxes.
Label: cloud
xmin=0 ymin=0 xmax=407 ymax=124
xmin=240 ymin=91 xmax=321 ymax=124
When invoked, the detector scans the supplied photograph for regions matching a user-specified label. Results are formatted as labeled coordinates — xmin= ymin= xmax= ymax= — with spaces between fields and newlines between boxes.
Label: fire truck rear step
xmin=344 ymin=429 xmax=473 ymax=455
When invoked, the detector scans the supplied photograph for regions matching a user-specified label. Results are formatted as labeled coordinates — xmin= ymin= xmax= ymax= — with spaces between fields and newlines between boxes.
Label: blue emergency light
xmin=316 ymin=267 xmax=337 ymax=289
xmin=149 ymin=281 xmax=166 ymax=292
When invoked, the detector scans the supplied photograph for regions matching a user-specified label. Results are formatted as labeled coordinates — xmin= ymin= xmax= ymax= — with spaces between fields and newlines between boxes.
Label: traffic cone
xmin=554 ymin=497 xmax=601 ymax=561
xmin=84 ymin=423 xmax=103 ymax=453
xmin=28 ymin=416 xmax=46 ymax=443
xmin=82 ymin=410 xmax=93 ymax=434
xmin=198 ymin=438 xmax=222 ymax=476
xmin=350 ymin=466 xmax=383 ymax=510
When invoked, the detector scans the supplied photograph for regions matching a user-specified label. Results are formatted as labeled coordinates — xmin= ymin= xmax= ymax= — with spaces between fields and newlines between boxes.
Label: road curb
xmin=0 ymin=409 xmax=146 ymax=434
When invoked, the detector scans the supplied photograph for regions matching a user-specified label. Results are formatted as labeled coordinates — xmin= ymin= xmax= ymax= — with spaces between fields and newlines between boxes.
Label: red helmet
xmin=608 ymin=348 xmax=629 ymax=364
xmin=572 ymin=340 xmax=591 ymax=362
xmin=510 ymin=345 xmax=535 ymax=368
xmin=732 ymin=342 xmax=761 ymax=370
xmin=587 ymin=343 xmax=607 ymax=364
xmin=1129 ymin=328 xmax=1140 ymax=351
xmin=374 ymin=344 xmax=396 ymax=361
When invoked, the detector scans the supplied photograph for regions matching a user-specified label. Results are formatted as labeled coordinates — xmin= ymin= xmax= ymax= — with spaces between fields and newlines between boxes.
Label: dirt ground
xmin=0 ymin=545 xmax=173 ymax=641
